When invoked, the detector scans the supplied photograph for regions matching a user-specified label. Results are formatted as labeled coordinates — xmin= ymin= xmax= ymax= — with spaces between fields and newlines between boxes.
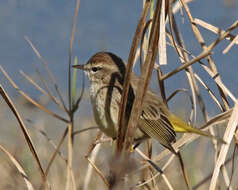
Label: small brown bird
xmin=73 ymin=52 xmax=224 ymax=153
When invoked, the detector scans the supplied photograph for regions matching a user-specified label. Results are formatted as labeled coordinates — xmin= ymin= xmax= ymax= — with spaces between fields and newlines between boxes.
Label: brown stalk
xmin=180 ymin=0 xmax=230 ymax=111
xmin=117 ymin=0 xmax=151 ymax=153
xmin=68 ymin=0 xmax=80 ymax=112
xmin=86 ymin=157 xmax=110 ymax=188
xmin=24 ymin=36 xmax=68 ymax=113
xmin=193 ymin=18 xmax=238 ymax=44
xmin=45 ymin=128 xmax=68 ymax=176
xmin=0 ymin=85 xmax=47 ymax=187
xmin=0 ymin=65 xmax=69 ymax=123
xmin=65 ymin=122 xmax=75 ymax=190
xmin=209 ymin=101 xmax=238 ymax=190
xmin=194 ymin=74 xmax=223 ymax=111
xmin=20 ymin=70 xmax=66 ymax=112
xmin=0 ymin=144 xmax=34 ymax=190
xmin=124 ymin=0 xmax=163 ymax=150
xmin=166 ymin=40 xmax=226 ymax=111
xmin=65 ymin=0 xmax=80 ymax=189
xmin=161 ymin=20 xmax=238 ymax=81
xmin=192 ymin=151 xmax=238 ymax=190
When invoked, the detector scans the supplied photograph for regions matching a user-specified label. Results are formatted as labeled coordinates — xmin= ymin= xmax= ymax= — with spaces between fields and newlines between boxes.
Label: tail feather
xmin=168 ymin=114 xmax=226 ymax=144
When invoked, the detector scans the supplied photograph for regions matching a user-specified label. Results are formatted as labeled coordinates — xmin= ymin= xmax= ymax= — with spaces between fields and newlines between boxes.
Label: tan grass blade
xmin=194 ymin=74 xmax=223 ymax=111
xmin=83 ymin=144 xmax=101 ymax=190
xmin=166 ymin=15 xmax=199 ymax=125
xmin=136 ymin=148 xmax=175 ymax=190
xmin=194 ymin=18 xmax=238 ymax=44
xmin=68 ymin=0 xmax=80 ymax=112
xmin=45 ymin=128 xmax=68 ymax=176
xmin=209 ymin=100 xmax=238 ymax=190
xmin=161 ymin=20 xmax=238 ymax=81
xmin=20 ymin=70 xmax=66 ymax=112
xmin=0 ymin=85 xmax=47 ymax=185
xmin=117 ymin=0 xmax=151 ymax=152
xmin=0 ymin=144 xmax=34 ymax=190
xmin=24 ymin=36 xmax=68 ymax=112
xmin=158 ymin=0 xmax=167 ymax=65
xmin=193 ymin=153 xmax=237 ymax=189
xmin=135 ymin=154 xmax=175 ymax=188
xmin=0 ymin=65 xmax=69 ymax=123
xmin=199 ymin=62 xmax=236 ymax=102
xmin=223 ymin=34 xmax=238 ymax=54
xmin=86 ymin=157 xmax=110 ymax=188
xmin=125 ymin=0 xmax=163 ymax=151
xmin=181 ymin=0 xmax=230 ymax=110
xmin=65 ymin=122 xmax=75 ymax=190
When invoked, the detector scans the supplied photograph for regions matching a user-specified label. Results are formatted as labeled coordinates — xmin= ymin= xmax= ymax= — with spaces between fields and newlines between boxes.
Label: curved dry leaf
xmin=0 ymin=144 xmax=34 ymax=190
xmin=209 ymin=100 xmax=238 ymax=190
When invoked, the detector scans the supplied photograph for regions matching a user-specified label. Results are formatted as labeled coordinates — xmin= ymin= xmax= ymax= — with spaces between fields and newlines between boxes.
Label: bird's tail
xmin=168 ymin=114 xmax=226 ymax=144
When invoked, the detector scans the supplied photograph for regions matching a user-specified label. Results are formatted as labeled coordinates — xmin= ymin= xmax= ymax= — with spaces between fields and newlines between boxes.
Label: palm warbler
xmin=73 ymin=52 xmax=223 ymax=152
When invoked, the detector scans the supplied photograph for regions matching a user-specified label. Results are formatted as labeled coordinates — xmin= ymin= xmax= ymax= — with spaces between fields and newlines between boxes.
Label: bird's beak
xmin=72 ymin=64 xmax=85 ymax=70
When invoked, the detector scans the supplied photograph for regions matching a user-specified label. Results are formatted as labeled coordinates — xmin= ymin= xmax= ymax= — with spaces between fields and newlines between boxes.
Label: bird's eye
xmin=91 ymin=67 xmax=99 ymax=72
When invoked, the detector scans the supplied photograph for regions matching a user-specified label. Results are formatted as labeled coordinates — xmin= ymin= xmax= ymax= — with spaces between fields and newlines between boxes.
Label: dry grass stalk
xmin=0 ymin=65 xmax=69 ymax=123
xmin=117 ymin=0 xmax=151 ymax=152
xmin=24 ymin=36 xmax=68 ymax=112
xmin=0 ymin=85 xmax=48 ymax=188
xmin=209 ymin=101 xmax=238 ymax=190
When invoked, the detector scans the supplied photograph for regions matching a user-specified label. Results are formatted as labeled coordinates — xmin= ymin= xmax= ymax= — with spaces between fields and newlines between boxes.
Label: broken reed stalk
xmin=117 ymin=0 xmax=151 ymax=153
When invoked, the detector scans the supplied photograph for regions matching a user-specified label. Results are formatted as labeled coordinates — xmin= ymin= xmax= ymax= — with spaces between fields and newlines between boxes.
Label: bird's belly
xmin=90 ymin=88 xmax=118 ymax=138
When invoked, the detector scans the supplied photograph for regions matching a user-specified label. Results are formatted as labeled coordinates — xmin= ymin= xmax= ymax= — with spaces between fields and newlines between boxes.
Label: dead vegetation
xmin=0 ymin=0 xmax=238 ymax=189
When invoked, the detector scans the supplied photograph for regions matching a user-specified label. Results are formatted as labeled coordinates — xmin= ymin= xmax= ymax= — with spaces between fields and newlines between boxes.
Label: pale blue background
xmin=0 ymin=0 xmax=237 ymax=114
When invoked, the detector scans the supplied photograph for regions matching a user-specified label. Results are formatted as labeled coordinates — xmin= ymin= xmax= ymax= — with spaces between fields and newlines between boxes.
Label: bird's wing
xmin=138 ymin=91 xmax=177 ymax=153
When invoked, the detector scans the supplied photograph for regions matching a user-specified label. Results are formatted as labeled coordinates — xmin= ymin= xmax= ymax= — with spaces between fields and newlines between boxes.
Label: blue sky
xmin=0 ymin=0 xmax=237 ymax=114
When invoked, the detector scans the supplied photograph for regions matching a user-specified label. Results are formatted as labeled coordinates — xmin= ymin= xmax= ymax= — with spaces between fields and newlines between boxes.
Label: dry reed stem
xmin=159 ymin=0 xmax=167 ymax=65
xmin=68 ymin=0 xmax=80 ymax=112
xmin=161 ymin=20 xmax=238 ymax=81
xmin=221 ymin=165 xmax=233 ymax=190
xmin=20 ymin=70 xmax=65 ymax=112
xmin=209 ymin=101 xmax=238 ymax=190
xmin=125 ymin=0 xmax=162 ymax=150
xmin=199 ymin=62 xmax=236 ymax=102
xmin=194 ymin=74 xmax=223 ymax=111
xmin=193 ymin=153 xmax=238 ymax=189
xmin=181 ymin=0 xmax=230 ymax=113
xmin=194 ymin=18 xmax=238 ymax=44
xmin=117 ymin=0 xmax=151 ymax=152
xmin=0 ymin=85 xmax=47 ymax=188
xmin=65 ymin=123 xmax=75 ymax=190
xmin=166 ymin=17 xmax=198 ymax=123
xmin=0 ymin=65 xmax=69 ymax=123
xmin=83 ymin=144 xmax=101 ymax=190
xmin=24 ymin=36 xmax=68 ymax=113
xmin=86 ymin=157 xmax=110 ymax=188
xmin=45 ymin=128 xmax=68 ymax=176
xmin=223 ymin=34 xmax=238 ymax=54
xmin=0 ymin=144 xmax=34 ymax=190
xmin=136 ymin=148 xmax=175 ymax=190
xmin=135 ymin=154 xmax=176 ymax=188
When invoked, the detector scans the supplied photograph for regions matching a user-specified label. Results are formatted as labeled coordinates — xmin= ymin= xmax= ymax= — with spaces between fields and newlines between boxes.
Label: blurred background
xmin=0 ymin=0 xmax=237 ymax=189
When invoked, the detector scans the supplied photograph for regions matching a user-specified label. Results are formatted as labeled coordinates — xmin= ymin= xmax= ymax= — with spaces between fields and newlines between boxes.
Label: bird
xmin=73 ymin=51 xmax=224 ymax=153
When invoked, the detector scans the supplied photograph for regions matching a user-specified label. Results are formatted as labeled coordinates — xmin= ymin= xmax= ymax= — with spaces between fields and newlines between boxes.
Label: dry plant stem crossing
xmin=125 ymin=0 xmax=162 ymax=151
xmin=24 ymin=36 xmax=68 ymax=114
xmin=161 ymin=20 xmax=238 ymax=81
xmin=0 ymin=85 xmax=48 ymax=188
xmin=0 ymin=144 xmax=34 ymax=190
xmin=209 ymin=101 xmax=238 ymax=190
xmin=0 ymin=65 xmax=69 ymax=123
xmin=117 ymin=0 xmax=151 ymax=153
